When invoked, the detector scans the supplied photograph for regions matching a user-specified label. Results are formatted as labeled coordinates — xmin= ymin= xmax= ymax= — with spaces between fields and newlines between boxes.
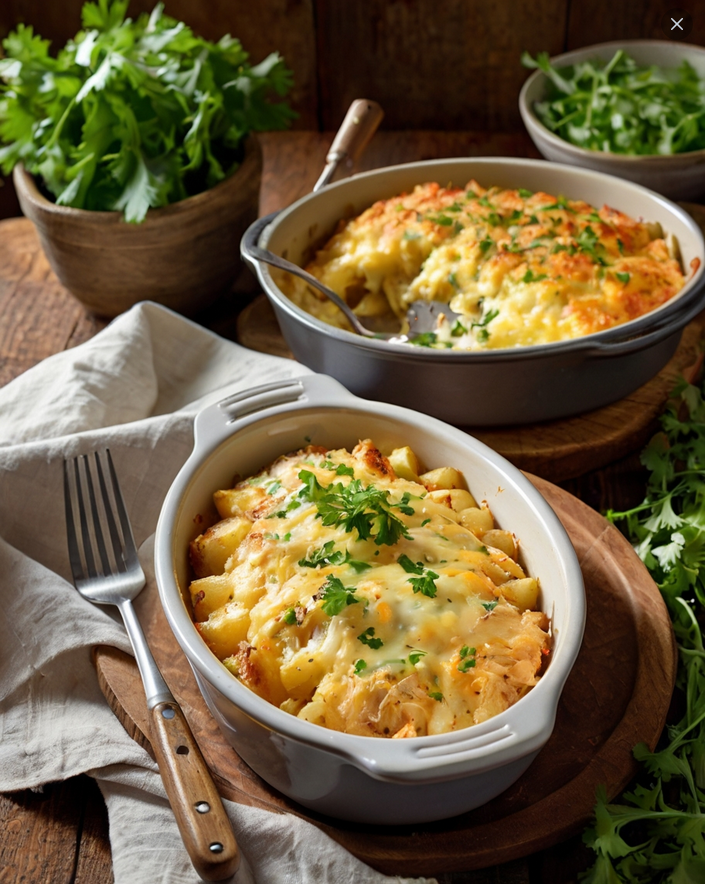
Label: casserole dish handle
xmin=193 ymin=374 xmax=357 ymax=453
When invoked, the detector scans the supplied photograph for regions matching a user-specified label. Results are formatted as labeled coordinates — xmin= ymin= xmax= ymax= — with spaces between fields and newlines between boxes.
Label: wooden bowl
xmin=13 ymin=135 xmax=262 ymax=318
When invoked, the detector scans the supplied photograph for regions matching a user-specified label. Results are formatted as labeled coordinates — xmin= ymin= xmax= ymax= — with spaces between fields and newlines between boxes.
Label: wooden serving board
xmin=94 ymin=475 xmax=676 ymax=877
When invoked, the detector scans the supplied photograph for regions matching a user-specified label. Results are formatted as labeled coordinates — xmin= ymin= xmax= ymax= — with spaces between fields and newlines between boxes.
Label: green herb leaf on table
xmin=582 ymin=377 xmax=705 ymax=882
xmin=0 ymin=0 xmax=295 ymax=222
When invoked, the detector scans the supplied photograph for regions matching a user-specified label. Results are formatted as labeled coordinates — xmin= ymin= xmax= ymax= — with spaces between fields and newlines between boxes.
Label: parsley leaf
xmin=298 ymin=540 xmax=344 ymax=569
xmin=298 ymin=470 xmax=414 ymax=546
xmin=398 ymin=553 xmax=439 ymax=597
xmin=315 ymin=575 xmax=359 ymax=616
xmin=357 ymin=627 xmax=383 ymax=649
xmin=0 ymin=1 xmax=296 ymax=222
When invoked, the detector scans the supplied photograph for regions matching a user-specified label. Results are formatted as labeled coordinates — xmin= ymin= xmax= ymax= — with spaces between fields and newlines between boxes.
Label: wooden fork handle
xmin=149 ymin=701 xmax=239 ymax=881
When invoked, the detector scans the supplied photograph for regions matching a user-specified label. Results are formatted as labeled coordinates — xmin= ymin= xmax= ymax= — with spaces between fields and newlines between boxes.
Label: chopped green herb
xmin=298 ymin=539 xmax=344 ymax=569
xmin=479 ymin=237 xmax=494 ymax=253
xmin=357 ymin=627 xmax=383 ymax=649
xmin=266 ymin=480 xmax=282 ymax=495
xmin=421 ymin=518 xmax=431 ymax=527
xmin=518 ymin=188 xmax=533 ymax=198
xmin=522 ymin=49 xmax=705 ymax=156
xmin=448 ymin=271 xmax=459 ymax=289
xmin=353 ymin=659 xmax=367 ymax=674
xmin=282 ymin=607 xmax=298 ymax=625
xmin=428 ymin=691 xmax=444 ymax=701
xmin=458 ymin=656 xmax=477 ymax=672
xmin=315 ymin=575 xmax=359 ymax=616
xmin=482 ymin=600 xmax=498 ymax=611
xmin=522 ymin=268 xmax=548 ymax=283
xmin=615 ymin=271 xmax=631 ymax=284
xmin=408 ymin=650 xmax=427 ymax=665
xmin=298 ymin=470 xmax=413 ymax=546
xmin=451 ymin=320 xmax=467 ymax=337
xmin=398 ymin=553 xmax=439 ymax=598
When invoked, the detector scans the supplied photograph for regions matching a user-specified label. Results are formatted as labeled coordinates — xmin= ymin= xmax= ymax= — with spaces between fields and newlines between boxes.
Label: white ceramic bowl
xmin=154 ymin=374 xmax=586 ymax=824
xmin=519 ymin=40 xmax=705 ymax=201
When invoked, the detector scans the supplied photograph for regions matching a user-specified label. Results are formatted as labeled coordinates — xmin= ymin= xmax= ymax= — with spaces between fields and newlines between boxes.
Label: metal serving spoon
xmin=240 ymin=99 xmax=463 ymax=342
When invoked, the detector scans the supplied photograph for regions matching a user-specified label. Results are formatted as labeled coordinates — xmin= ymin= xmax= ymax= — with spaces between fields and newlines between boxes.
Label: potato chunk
xmin=420 ymin=466 xmax=469 ymax=491
xmin=427 ymin=488 xmax=477 ymax=511
xmin=499 ymin=577 xmax=540 ymax=611
xmin=190 ymin=572 xmax=236 ymax=621
xmin=459 ymin=504 xmax=494 ymax=534
xmin=190 ymin=515 xmax=253 ymax=578
xmin=389 ymin=446 xmax=423 ymax=482
xmin=195 ymin=601 xmax=250 ymax=659
xmin=482 ymin=529 xmax=517 ymax=560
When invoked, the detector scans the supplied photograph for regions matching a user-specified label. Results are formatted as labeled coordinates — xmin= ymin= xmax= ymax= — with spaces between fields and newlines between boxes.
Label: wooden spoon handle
xmin=149 ymin=700 xmax=239 ymax=881
xmin=326 ymin=99 xmax=384 ymax=166
xmin=314 ymin=99 xmax=384 ymax=190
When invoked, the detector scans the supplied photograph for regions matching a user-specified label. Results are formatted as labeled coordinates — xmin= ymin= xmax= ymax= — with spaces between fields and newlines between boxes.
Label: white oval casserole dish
xmin=154 ymin=374 xmax=586 ymax=824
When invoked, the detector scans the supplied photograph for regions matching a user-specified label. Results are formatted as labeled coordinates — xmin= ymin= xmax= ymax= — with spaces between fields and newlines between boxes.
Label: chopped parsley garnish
xmin=616 ymin=271 xmax=631 ymax=284
xmin=457 ymin=645 xmax=477 ymax=672
xmin=353 ymin=659 xmax=367 ymax=674
xmin=482 ymin=600 xmax=498 ymax=611
xmin=518 ymin=188 xmax=533 ymax=199
xmin=282 ymin=606 xmax=301 ymax=625
xmin=266 ymin=480 xmax=282 ymax=495
xmin=298 ymin=540 xmax=344 ymax=569
xmin=398 ymin=553 xmax=439 ymax=598
xmin=471 ymin=308 xmax=499 ymax=343
xmin=479 ymin=237 xmax=493 ymax=253
xmin=315 ymin=575 xmax=359 ymax=616
xmin=298 ymin=470 xmax=414 ymax=546
xmin=357 ymin=627 xmax=383 ymax=649
xmin=421 ymin=518 xmax=432 ymax=527
xmin=451 ymin=320 xmax=467 ymax=337
xmin=576 ymin=226 xmax=607 ymax=265
xmin=448 ymin=271 xmax=460 ymax=289
xmin=522 ymin=268 xmax=548 ymax=283
xmin=428 ymin=691 xmax=444 ymax=701
xmin=408 ymin=650 xmax=427 ymax=665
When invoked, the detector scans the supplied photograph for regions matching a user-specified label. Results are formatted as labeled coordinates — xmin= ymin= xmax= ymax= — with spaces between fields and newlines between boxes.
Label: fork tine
xmin=63 ymin=459 xmax=85 ymax=584
xmin=72 ymin=456 xmax=101 ymax=580
xmin=104 ymin=449 xmax=141 ymax=572
xmin=94 ymin=450 xmax=128 ymax=574
xmin=81 ymin=454 xmax=112 ymax=577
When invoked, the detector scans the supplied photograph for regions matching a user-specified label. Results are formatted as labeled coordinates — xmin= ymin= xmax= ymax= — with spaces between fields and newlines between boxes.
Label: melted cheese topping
xmin=188 ymin=441 xmax=551 ymax=738
xmin=279 ymin=181 xmax=686 ymax=350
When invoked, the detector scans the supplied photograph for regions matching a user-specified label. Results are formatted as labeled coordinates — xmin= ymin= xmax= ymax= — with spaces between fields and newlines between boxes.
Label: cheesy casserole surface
xmin=280 ymin=180 xmax=686 ymax=349
xmin=188 ymin=440 xmax=550 ymax=738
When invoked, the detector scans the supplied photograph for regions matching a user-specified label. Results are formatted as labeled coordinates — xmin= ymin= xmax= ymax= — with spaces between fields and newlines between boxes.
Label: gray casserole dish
xmin=241 ymin=158 xmax=705 ymax=427
xmin=154 ymin=374 xmax=585 ymax=824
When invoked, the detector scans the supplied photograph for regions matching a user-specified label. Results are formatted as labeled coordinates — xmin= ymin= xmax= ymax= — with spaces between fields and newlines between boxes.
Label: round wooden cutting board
xmin=94 ymin=474 xmax=676 ymax=877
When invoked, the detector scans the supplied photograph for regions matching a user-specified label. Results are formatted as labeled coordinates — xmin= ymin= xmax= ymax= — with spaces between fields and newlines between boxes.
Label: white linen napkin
xmin=0 ymin=301 xmax=436 ymax=884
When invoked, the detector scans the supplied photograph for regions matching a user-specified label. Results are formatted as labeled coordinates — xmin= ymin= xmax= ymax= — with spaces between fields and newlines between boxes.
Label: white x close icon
xmin=671 ymin=17 xmax=684 ymax=30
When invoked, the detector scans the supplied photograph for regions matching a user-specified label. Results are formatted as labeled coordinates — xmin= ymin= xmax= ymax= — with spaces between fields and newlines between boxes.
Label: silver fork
xmin=64 ymin=450 xmax=239 ymax=882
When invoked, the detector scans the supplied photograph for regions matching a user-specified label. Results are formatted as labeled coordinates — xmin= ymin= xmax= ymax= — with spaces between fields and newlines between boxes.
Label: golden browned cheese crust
xmin=279 ymin=181 xmax=687 ymax=349
xmin=188 ymin=441 xmax=551 ymax=738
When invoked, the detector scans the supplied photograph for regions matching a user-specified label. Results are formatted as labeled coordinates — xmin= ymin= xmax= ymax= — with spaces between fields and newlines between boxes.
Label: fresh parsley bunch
xmin=522 ymin=49 xmax=705 ymax=156
xmin=0 ymin=0 xmax=295 ymax=221
xmin=583 ymin=377 xmax=705 ymax=882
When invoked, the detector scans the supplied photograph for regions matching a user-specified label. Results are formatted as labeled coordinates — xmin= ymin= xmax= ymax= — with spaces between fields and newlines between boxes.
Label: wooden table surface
xmin=0 ymin=129 xmax=694 ymax=883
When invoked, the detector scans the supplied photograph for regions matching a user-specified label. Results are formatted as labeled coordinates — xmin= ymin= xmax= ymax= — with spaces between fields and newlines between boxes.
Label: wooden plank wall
xmin=0 ymin=0 xmax=703 ymax=219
